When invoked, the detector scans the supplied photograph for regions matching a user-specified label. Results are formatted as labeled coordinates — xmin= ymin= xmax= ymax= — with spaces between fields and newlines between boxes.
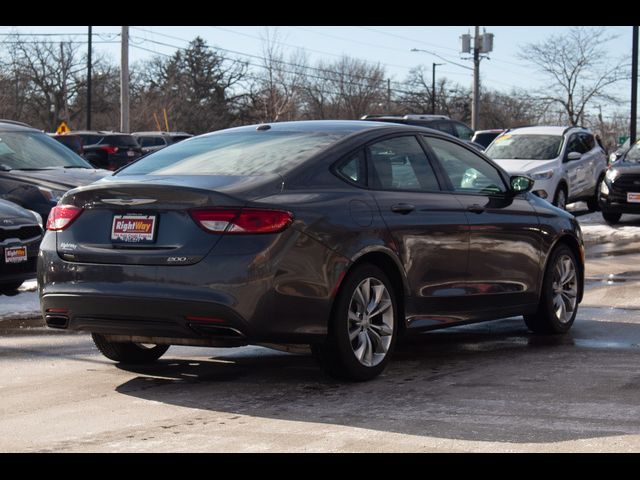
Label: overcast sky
xmin=2 ymin=26 xmax=635 ymax=119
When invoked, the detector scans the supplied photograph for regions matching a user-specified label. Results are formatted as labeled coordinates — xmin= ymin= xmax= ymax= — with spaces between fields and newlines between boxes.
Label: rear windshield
xmin=118 ymin=131 xmax=346 ymax=176
xmin=485 ymin=134 xmax=564 ymax=160
xmin=0 ymin=131 xmax=91 ymax=170
xmin=103 ymin=135 xmax=140 ymax=147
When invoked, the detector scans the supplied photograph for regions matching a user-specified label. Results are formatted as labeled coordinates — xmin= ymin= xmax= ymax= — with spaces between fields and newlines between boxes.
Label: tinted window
xmin=472 ymin=132 xmax=501 ymax=148
xmin=432 ymin=121 xmax=455 ymax=136
xmin=336 ymin=149 xmax=366 ymax=187
xmin=424 ymin=136 xmax=506 ymax=194
xmin=104 ymin=135 xmax=140 ymax=148
xmin=485 ymin=134 xmax=563 ymax=160
xmin=0 ymin=132 xmax=91 ymax=170
xmin=566 ymin=134 xmax=588 ymax=154
xmin=452 ymin=122 xmax=473 ymax=141
xmin=119 ymin=130 xmax=346 ymax=176
xmin=138 ymin=136 xmax=166 ymax=147
xmin=579 ymin=133 xmax=595 ymax=151
xmin=367 ymin=136 xmax=440 ymax=192
xmin=170 ymin=135 xmax=192 ymax=144
xmin=78 ymin=134 xmax=102 ymax=145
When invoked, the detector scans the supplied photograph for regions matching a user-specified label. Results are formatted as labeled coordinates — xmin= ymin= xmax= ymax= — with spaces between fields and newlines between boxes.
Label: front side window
xmin=424 ymin=136 xmax=506 ymax=194
xmin=367 ymin=136 xmax=440 ymax=192
xmin=485 ymin=134 xmax=564 ymax=160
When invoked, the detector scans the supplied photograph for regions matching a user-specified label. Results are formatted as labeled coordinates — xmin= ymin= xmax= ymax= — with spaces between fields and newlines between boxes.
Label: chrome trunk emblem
xmin=101 ymin=198 xmax=157 ymax=206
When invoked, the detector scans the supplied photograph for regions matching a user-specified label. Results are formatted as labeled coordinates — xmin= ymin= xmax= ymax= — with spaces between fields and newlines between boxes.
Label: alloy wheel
xmin=551 ymin=254 xmax=578 ymax=324
xmin=347 ymin=277 xmax=394 ymax=367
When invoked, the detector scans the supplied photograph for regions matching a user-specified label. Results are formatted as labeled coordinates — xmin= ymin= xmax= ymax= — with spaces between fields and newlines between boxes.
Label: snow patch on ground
xmin=0 ymin=280 xmax=39 ymax=320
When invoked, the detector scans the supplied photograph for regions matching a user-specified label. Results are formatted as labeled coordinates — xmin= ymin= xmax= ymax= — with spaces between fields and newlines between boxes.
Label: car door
xmin=578 ymin=132 xmax=603 ymax=195
xmin=422 ymin=135 xmax=543 ymax=312
xmin=365 ymin=134 xmax=471 ymax=327
xmin=564 ymin=133 xmax=590 ymax=199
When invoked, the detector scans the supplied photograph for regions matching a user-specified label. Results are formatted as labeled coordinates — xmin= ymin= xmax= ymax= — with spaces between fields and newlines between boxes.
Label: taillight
xmin=100 ymin=145 xmax=118 ymax=155
xmin=46 ymin=205 xmax=84 ymax=231
xmin=190 ymin=208 xmax=293 ymax=234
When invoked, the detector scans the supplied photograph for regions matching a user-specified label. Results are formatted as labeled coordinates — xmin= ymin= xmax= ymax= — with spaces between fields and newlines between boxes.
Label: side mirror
xmin=510 ymin=175 xmax=534 ymax=194
xmin=566 ymin=151 xmax=582 ymax=162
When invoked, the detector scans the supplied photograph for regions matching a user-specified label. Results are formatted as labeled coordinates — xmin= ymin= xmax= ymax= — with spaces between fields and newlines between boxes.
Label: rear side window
xmin=119 ymin=130 xmax=347 ymax=176
xmin=579 ymin=133 xmax=595 ymax=151
xmin=106 ymin=135 xmax=140 ymax=147
xmin=452 ymin=122 xmax=473 ymax=141
xmin=367 ymin=136 xmax=440 ymax=192
xmin=567 ymin=134 xmax=588 ymax=154
xmin=336 ymin=149 xmax=366 ymax=187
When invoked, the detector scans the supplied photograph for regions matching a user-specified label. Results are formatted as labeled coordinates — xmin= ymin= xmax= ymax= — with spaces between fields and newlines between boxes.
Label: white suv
xmin=484 ymin=126 xmax=608 ymax=210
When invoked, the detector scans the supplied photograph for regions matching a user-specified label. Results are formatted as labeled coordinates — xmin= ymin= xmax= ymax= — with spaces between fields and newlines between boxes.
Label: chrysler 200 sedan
xmin=38 ymin=121 xmax=584 ymax=381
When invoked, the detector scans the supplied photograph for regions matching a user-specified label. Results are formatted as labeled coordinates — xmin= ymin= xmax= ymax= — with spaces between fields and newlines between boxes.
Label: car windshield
xmin=624 ymin=142 xmax=640 ymax=162
xmin=0 ymin=131 xmax=91 ymax=170
xmin=118 ymin=130 xmax=347 ymax=176
xmin=485 ymin=134 xmax=564 ymax=160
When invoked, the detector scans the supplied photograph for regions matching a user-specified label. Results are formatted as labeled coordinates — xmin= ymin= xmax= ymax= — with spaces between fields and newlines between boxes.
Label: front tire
xmin=602 ymin=211 xmax=621 ymax=225
xmin=553 ymin=185 xmax=568 ymax=210
xmin=524 ymin=245 xmax=579 ymax=334
xmin=313 ymin=264 xmax=398 ymax=381
xmin=92 ymin=333 xmax=169 ymax=364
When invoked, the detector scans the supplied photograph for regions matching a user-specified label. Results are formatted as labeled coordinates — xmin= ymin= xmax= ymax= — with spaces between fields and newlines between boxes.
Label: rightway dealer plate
xmin=4 ymin=245 xmax=27 ymax=264
xmin=627 ymin=192 xmax=640 ymax=203
xmin=111 ymin=214 xmax=157 ymax=243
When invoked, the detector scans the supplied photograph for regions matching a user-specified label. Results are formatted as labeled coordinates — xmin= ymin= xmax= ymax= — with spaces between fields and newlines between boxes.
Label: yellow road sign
xmin=56 ymin=122 xmax=70 ymax=134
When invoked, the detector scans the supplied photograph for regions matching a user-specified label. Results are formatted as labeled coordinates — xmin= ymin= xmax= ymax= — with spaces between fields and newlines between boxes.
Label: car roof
xmin=507 ymin=126 xmax=588 ymax=136
xmin=132 ymin=131 xmax=192 ymax=136
xmin=200 ymin=120 xmax=441 ymax=137
xmin=0 ymin=120 xmax=40 ymax=133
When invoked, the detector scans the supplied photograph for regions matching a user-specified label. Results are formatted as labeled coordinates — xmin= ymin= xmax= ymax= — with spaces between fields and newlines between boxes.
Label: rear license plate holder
xmin=111 ymin=214 xmax=157 ymax=243
xmin=4 ymin=245 xmax=27 ymax=264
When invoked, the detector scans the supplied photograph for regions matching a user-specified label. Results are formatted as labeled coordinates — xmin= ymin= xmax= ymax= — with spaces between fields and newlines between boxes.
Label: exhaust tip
xmin=45 ymin=315 xmax=69 ymax=329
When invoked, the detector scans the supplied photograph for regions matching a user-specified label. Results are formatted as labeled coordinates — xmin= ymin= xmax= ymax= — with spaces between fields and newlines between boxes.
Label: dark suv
xmin=361 ymin=114 xmax=474 ymax=141
xmin=74 ymin=131 xmax=143 ymax=171
xmin=132 ymin=131 xmax=193 ymax=154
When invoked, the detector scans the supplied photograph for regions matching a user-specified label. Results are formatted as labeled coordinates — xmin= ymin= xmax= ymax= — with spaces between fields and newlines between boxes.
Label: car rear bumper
xmin=37 ymin=230 xmax=343 ymax=345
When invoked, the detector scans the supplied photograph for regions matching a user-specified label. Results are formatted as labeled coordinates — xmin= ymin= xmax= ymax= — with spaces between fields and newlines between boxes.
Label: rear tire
xmin=313 ymin=264 xmax=398 ymax=382
xmin=586 ymin=176 xmax=604 ymax=212
xmin=0 ymin=281 xmax=24 ymax=294
xmin=602 ymin=211 xmax=621 ymax=225
xmin=553 ymin=185 xmax=568 ymax=210
xmin=92 ymin=333 xmax=169 ymax=364
xmin=524 ymin=245 xmax=579 ymax=334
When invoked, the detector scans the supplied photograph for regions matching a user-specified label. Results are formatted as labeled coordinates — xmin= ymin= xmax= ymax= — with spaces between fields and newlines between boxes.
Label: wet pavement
xmin=2 ymin=208 xmax=640 ymax=452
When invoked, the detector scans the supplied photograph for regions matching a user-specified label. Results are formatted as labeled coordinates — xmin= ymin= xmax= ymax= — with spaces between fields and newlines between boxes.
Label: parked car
xmin=609 ymin=138 xmax=630 ymax=165
xmin=0 ymin=198 xmax=43 ymax=293
xmin=132 ymin=131 xmax=193 ymax=154
xmin=50 ymin=133 xmax=84 ymax=156
xmin=0 ymin=120 xmax=110 ymax=223
xmin=361 ymin=114 xmax=474 ymax=141
xmin=484 ymin=126 xmax=608 ymax=210
xmin=599 ymin=140 xmax=640 ymax=224
xmin=39 ymin=120 xmax=584 ymax=381
xmin=73 ymin=131 xmax=143 ymax=171
xmin=471 ymin=129 xmax=505 ymax=149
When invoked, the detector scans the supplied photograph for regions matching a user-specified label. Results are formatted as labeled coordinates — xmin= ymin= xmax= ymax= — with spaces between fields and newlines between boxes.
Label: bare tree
xmin=518 ymin=27 xmax=628 ymax=126
xmin=1 ymin=35 xmax=85 ymax=130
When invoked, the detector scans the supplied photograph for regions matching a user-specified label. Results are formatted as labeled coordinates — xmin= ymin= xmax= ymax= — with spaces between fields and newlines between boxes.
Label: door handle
xmin=391 ymin=203 xmax=415 ymax=214
xmin=467 ymin=204 xmax=485 ymax=214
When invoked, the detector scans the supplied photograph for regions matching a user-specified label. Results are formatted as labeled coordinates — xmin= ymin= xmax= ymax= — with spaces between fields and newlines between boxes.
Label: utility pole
xmin=60 ymin=42 xmax=69 ymax=124
xmin=432 ymin=63 xmax=445 ymax=115
xmin=631 ymin=26 xmax=638 ymax=145
xmin=472 ymin=26 xmax=480 ymax=130
xmin=387 ymin=78 xmax=391 ymax=111
xmin=460 ymin=27 xmax=493 ymax=131
xmin=120 ymin=26 xmax=130 ymax=133
xmin=87 ymin=26 xmax=92 ymax=130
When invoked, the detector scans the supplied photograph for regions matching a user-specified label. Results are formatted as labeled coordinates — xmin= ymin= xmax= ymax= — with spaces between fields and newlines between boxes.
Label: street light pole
xmin=471 ymin=26 xmax=480 ymax=131
xmin=120 ymin=26 xmax=130 ymax=133
xmin=432 ymin=63 xmax=445 ymax=115
xmin=86 ymin=25 xmax=92 ymax=130
xmin=631 ymin=26 xmax=638 ymax=145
